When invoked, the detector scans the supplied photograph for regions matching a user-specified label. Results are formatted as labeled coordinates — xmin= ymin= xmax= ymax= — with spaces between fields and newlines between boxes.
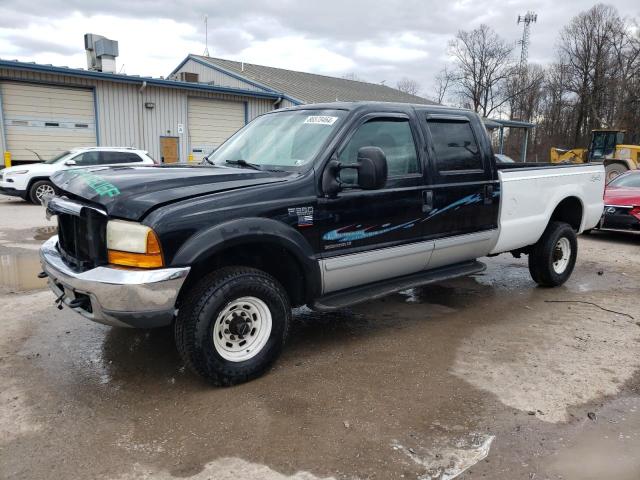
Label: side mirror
xmin=355 ymin=146 xmax=388 ymax=190
xmin=321 ymin=146 xmax=388 ymax=197
xmin=64 ymin=159 xmax=77 ymax=166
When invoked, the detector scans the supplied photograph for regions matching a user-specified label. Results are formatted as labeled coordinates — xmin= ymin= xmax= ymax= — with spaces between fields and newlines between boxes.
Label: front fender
xmin=172 ymin=217 xmax=321 ymax=297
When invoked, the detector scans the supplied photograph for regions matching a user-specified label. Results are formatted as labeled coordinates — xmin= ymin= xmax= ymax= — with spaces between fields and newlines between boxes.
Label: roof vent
xmin=179 ymin=72 xmax=199 ymax=83
xmin=84 ymin=33 xmax=119 ymax=73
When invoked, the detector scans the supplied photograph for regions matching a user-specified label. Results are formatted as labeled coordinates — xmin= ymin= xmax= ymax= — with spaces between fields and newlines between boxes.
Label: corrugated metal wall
xmin=279 ymin=99 xmax=298 ymax=109
xmin=0 ymin=67 xmax=278 ymax=162
xmin=173 ymin=59 xmax=264 ymax=92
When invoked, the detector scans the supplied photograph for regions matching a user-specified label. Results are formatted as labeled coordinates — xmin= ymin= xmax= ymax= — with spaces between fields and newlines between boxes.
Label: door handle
xmin=484 ymin=184 xmax=494 ymax=205
xmin=422 ymin=190 xmax=434 ymax=213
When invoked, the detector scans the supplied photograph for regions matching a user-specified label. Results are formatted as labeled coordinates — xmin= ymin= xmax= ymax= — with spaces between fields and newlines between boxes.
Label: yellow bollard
xmin=3 ymin=151 xmax=10 ymax=168
xmin=188 ymin=153 xmax=194 ymax=163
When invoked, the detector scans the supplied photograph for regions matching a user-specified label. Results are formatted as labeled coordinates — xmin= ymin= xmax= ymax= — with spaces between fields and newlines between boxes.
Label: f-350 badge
xmin=288 ymin=206 xmax=314 ymax=228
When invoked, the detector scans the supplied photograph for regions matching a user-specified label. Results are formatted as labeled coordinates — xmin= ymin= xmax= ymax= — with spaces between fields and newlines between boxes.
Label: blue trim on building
xmin=0 ymin=86 xmax=7 ymax=155
xmin=174 ymin=55 xmax=304 ymax=106
xmin=169 ymin=57 xmax=190 ymax=77
xmin=91 ymin=87 xmax=100 ymax=145
xmin=0 ymin=59 xmax=286 ymax=101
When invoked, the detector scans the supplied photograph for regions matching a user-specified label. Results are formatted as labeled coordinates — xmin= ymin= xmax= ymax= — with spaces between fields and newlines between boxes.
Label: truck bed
xmin=490 ymin=163 xmax=605 ymax=254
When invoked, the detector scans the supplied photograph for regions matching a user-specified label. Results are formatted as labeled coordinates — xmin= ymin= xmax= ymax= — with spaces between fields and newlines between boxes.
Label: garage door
xmin=188 ymin=98 xmax=245 ymax=162
xmin=1 ymin=82 xmax=96 ymax=163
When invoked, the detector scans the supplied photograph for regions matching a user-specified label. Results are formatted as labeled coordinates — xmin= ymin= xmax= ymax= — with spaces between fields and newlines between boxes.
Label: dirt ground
xmin=1 ymin=194 xmax=639 ymax=480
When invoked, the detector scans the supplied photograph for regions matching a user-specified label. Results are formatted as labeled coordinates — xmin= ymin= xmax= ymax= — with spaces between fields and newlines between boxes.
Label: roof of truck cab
xmin=274 ymin=101 xmax=473 ymax=115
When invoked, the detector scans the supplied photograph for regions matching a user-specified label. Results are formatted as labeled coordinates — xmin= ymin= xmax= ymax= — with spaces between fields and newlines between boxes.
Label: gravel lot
xmin=1 ymin=194 xmax=639 ymax=480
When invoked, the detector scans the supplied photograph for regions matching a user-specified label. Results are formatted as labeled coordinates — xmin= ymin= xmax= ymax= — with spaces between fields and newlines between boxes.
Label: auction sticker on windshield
xmin=304 ymin=116 xmax=338 ymax=125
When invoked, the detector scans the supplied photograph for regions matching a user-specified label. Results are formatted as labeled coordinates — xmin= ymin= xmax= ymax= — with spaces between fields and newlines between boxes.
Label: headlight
xmin=106 ymin=220 xmax=164 ymax=268
xmin=6 ymin=170 xmax=28 ymax=175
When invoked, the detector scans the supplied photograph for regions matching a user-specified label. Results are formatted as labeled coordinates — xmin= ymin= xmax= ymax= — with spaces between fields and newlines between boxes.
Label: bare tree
xmin=447 ymin=24 xmax=520 ymax=117
xmin=432 ymin=66 xmax=453 ymax=104
xmin=342 ymin=72 xmax=362 ymax=81
xmin=396 ymin=77 xmax=421 ymax=95
xmin=507 ymin=63 xmax=545 ymax=121
xmin=434 ymin=5 xmax=640 ymax=160
xmin=558 ymin=4 xmax=629 ymax=144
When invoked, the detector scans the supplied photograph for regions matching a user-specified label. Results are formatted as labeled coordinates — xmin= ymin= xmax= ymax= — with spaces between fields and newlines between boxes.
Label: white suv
xmin=0 ymin=147 xmax=157 ymax=204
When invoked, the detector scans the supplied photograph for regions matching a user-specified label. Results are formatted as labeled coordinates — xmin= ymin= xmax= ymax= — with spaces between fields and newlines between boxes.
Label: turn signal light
xmin=108 ymin=230 xmax=164 ymax=268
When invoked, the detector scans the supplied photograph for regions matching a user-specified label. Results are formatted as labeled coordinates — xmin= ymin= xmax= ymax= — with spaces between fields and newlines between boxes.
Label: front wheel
xmin=528 ymin=221 xmax=578 ymax=287
xmin=175 ymin=267 xmax=291 ymax=386
xmin=28 ymin=180 xmax=56 ymax=204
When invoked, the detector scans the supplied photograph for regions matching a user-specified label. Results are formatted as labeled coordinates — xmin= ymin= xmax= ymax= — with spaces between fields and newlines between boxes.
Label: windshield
xmin=609 ymin=172 xmax=640 ymax=188
xmin=44 ymin=151 xmax=71 ymax=164
xmin=209 ymin=109 xmax=347 ymax=170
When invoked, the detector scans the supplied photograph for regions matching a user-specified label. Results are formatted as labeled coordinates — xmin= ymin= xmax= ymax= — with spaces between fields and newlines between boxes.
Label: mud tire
xmin=528 ymin=221 xmax=578 ymax=287
xmin=175 ymin=266 xmax=290 ymax=386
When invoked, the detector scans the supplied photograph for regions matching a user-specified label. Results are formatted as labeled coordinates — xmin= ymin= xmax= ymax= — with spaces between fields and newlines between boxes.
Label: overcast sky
xmin=0 ymin=0 xmax=638 ymax=99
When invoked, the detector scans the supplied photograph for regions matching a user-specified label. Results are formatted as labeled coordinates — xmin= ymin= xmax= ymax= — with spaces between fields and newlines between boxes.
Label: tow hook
xmin=54 ymin=292 xmax=65 ymax=310
xmin=37 ymin=271 xmax=48 ymax=279
xmin=67 ymin=298 xmax=88 ymax=309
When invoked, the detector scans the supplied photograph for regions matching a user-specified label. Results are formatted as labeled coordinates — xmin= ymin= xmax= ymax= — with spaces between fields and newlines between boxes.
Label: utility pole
xmin=517 ymin=11 xmax=537 ymax=67
xmin=203 ymin=15 xmax=210 ymax=57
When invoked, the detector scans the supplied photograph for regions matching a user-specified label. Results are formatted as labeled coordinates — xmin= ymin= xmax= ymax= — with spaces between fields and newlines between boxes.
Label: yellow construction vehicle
xmin=550 ymin=129 xmax=640 ymax=182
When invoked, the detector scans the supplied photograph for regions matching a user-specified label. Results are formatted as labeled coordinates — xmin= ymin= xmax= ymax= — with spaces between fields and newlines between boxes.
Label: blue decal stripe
xmin=421 ymin=193 xmax=482 ymax=221
xmin=323 ymin=219 xmax=418 ymax=242
xmin=322 ymin=191 xmax=493 ymax=243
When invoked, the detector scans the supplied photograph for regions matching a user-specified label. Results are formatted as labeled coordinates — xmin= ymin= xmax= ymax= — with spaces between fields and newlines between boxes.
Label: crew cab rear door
xmin=419 ymin=113 xmax=500 ymax=269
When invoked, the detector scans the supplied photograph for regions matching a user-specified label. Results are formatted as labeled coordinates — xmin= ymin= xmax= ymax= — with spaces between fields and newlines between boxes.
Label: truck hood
xmin=604 ymin=186 xmax=640 ymax=206
xmin=50 ymin=165 xmax=288 ymax=219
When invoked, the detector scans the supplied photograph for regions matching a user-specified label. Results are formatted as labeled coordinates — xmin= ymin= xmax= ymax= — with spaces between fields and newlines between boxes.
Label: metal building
xmin=0 ymin=37 xmax=284 ymax=165
xmin=1 ymin=37 xmax=433 ymax=166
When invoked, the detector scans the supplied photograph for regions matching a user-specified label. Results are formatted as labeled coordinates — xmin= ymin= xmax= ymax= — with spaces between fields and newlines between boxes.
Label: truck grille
xmin=48 ymin=198 xmax=108 ymax=271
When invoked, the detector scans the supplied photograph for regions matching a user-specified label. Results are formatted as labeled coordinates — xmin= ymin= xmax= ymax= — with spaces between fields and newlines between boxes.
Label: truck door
xmin=316 ymin=113 xmax=434 ymax=294
xmin=420 ymin=114 xmax=500 ymax=269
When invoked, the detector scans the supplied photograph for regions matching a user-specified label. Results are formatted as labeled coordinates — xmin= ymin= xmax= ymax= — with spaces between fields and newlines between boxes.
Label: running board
xmin=310 ymin=260 xmax=486 ymax=311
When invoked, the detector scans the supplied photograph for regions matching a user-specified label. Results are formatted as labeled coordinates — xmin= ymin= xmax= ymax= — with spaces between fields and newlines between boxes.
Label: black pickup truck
xmin=40 ymin=102 xmax=604 ymax=385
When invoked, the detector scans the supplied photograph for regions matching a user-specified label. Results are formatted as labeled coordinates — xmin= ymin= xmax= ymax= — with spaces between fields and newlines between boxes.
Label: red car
xmin=599 ymin=170 xmax=640 ymax=232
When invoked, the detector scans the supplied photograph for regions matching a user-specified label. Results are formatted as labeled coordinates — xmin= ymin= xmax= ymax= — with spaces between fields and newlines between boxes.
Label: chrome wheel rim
xmin=35 ymin=184 xmax=55 ymax=202
xmin=212 ymin=296 xmax=272 ymax=362
xmin=552 ymin=237 xmax=571 ymax=274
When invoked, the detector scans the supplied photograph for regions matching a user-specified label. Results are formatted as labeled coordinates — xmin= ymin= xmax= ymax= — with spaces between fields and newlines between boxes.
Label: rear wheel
xmin=605 ymin=162 xmax=628 ymax=183
xmin=28 ymin=180 xmax=55 ymax=204
xmin=528 ymin=221 xmax=577 ymax=287
xmin=175 ymin=267 xmax=290 ymax=386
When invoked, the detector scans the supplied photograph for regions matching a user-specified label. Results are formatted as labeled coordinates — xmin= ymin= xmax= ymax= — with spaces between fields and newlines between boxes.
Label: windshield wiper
xmin=225 ymin=159 xmax=262 ymax=171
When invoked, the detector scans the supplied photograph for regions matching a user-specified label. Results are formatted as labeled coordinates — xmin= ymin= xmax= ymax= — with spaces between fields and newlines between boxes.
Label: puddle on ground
xmin=547 ymin=396 xmax=640 ymax=480
xmin=392 ymin=433 xmax=495 ymax=480
xmin=33 ymin=226 xmax=57 ymax=241
xmin=0 ymin=254 xmax=46 ymax=292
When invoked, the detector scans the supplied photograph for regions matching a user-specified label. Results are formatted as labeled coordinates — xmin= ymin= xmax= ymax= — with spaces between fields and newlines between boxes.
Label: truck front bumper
xmin=39 ymin=236 xmax=190 ymax=328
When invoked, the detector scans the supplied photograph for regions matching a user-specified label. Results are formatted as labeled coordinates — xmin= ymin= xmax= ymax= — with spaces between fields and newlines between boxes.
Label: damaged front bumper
xmin=39 ymin=235 xmax=190 ymax=328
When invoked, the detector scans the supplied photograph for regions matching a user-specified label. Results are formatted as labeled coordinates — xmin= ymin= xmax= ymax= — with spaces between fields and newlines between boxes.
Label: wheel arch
xmin=173 ymin=218 xmax=321 ymax=308
xmin=549 ymin=195 xmax=584 ymax=232
xmin=26 ymin=175 xmax=52 ymax=192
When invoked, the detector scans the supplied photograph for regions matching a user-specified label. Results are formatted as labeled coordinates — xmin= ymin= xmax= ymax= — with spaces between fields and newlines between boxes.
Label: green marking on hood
xmin=72 ymin=170 xmax=121 ymax=197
